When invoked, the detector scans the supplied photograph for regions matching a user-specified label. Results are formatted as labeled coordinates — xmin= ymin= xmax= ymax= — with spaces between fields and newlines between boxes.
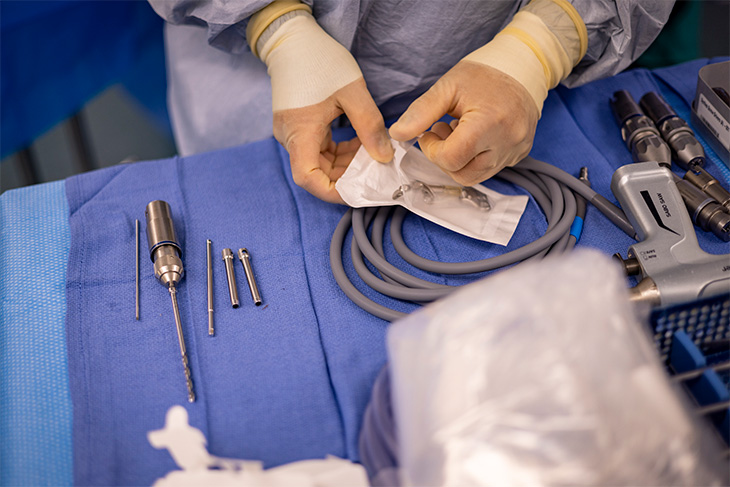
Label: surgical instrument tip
xmin=579 ymin=167 xmax=589 ymax=183
xmin=169 ymin=284 xmax=195 ymax=402
xmin=135 ymin=219 xmax=140 ymax=320
xmin=238 ymin=248 xmax=263 ymax=306
xmin=206 ymin=239 xmax=214 ymax=336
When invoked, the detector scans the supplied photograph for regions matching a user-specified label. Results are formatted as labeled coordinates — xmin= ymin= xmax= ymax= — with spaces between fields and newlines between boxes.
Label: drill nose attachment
xmin=146 ymin=200 xmax=184 ymax=286
xmin=610 ymin=90 xmax=672 ymax=167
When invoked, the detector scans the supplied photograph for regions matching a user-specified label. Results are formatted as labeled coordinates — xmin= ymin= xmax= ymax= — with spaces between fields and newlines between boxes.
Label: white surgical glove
xmin=389 ymin=0 xmax=587 ymax=185
xmin=248 ymin=0 xmax=393 ymax=203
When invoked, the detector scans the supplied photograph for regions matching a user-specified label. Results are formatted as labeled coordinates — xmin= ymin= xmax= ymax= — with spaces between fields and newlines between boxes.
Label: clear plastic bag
xmin=387 ymin=250 xmax=726 ymax=486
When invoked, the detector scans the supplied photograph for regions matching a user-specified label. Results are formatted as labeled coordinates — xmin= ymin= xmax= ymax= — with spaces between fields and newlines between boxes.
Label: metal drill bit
xmin=222 ymin=248 xmax=240 ymax=308
xmin=135 ymin=219 xmax=140 ymax=320
xmin=207 ymin=239 xmax=214 ymax=336
xmin=169 ymin=284 xmax=195 ymax=402
xmin=145 ymin=200 xmax=196 ymax=402
xmin=238 ymin=248 xmax=262 ymax=306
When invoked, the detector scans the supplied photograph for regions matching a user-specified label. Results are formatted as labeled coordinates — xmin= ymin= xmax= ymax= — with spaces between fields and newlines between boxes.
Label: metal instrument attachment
xmin=392 ymin=180 xmax=490 ymax=210
xmin=610 ymin=90 xmax=672 ymax=167
xmin=238 ymin=248 xmax=262 ymax=306
xmin=222 ymin=248 xmax=240 ymax=308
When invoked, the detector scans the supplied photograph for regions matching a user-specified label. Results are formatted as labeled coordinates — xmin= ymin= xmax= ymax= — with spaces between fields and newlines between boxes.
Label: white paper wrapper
xmin=335 ymin=140 xmax=528 ymax=246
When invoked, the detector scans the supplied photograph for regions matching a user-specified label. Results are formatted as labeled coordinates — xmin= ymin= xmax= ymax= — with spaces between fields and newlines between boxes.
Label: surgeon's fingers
xmin=445 ymin=152 xmax=502 ymax=186
xmin=337 ymin=79 xmax=393 ymax=163
xmin=287 ymin=133 xmax=346 ymax=203
xmin=334 ymin=136 xmax=363 ymax=158
xmin=419 ymin=114 xmax=492 ymax=173
xmin=274 ymin=110 xmax=345 ymax=203
xmin=420 ymin=119 xmax=503 ymax=186
xmin=389 ymin=77 xmax=455 ymax=141
xmin=326 ymin=137 xmax=362 ymax=181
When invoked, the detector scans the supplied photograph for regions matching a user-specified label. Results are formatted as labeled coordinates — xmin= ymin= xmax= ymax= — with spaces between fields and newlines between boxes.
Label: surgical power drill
xmin=611 ymin=162 xmax=730 ymax=307
xmin=145 ymin=200 xmax=196 ymax=402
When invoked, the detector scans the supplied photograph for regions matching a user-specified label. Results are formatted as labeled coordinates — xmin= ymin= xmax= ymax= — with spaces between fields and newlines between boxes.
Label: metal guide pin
xmin=135 ymin=219 xmax=140 ymax=320
xmin=238 ymin=248 xmax=262 ymax=306
xmin=222 ymin=248 xmax=240 ymax=308
xmin=206 ymin=239 xmax=214 ymax=336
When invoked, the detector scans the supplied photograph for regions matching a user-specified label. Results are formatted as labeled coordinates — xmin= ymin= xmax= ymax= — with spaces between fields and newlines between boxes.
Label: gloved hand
xmin=390 ymin=0 xmax=587 ymax=186
xmin=248 ymin=1 xmax=393 ymax=203
xmin=389 ymin=62 xmax=538 ymax=186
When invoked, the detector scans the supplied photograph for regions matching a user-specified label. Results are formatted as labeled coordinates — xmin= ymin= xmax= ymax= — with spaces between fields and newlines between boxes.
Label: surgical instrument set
xmin=611 ymin=90 xmax=730 ymax=241
xmin=640 ymin=92 xmax=730 ymax=212
xmin=145 ymin=200 xmax=195 ymax=403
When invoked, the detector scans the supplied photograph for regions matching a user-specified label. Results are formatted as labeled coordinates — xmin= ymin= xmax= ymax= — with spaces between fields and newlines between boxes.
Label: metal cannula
xmin=145 ymin=200 xmax=195 ymax=402
xmin=222 ymin=248 xmax=240 ymax=308
xmin=238 ymin=248 xmax=262 ymax=306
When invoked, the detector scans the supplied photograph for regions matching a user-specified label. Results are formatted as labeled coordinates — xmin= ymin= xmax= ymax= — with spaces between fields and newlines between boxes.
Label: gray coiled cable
xmin=330 ymin=157 xmax=634 ymax=322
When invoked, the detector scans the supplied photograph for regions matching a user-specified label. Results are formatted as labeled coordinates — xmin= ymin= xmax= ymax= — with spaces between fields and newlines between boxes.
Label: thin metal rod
xmin=672 ymin=361 xmax=730 ymax=382
xmin=169 ymin=285 xmax=195 ymax=402
xmin=207 ymin=239 xmax=214 ymax=336
xmin=135 ymin=219 xmax=140 ymax=320
xmin=696 ymin=400 xmax=730 ymax=416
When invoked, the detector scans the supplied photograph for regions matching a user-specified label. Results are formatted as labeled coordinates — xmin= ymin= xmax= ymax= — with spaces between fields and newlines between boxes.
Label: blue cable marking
xmin=570 ymin=216 xmax=584 ymax=241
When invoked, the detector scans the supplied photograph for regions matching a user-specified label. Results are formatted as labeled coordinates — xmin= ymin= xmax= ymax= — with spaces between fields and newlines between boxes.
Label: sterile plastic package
xmin=335 ymin=139 xmax=528 ymax=246
xmin=387 ymin=249 xmax=726 ymax=486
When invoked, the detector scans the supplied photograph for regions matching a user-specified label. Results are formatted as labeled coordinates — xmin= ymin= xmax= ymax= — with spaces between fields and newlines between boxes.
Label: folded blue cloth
xmin=64 ymin=59 xmax=730 ymax=486
xmin=0 ymin=181 xmax=72 ymax=487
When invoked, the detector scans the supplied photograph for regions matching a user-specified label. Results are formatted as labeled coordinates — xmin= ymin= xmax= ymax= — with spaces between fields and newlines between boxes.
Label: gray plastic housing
xmin=611 ymin=162 xmax=730 ymax=307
